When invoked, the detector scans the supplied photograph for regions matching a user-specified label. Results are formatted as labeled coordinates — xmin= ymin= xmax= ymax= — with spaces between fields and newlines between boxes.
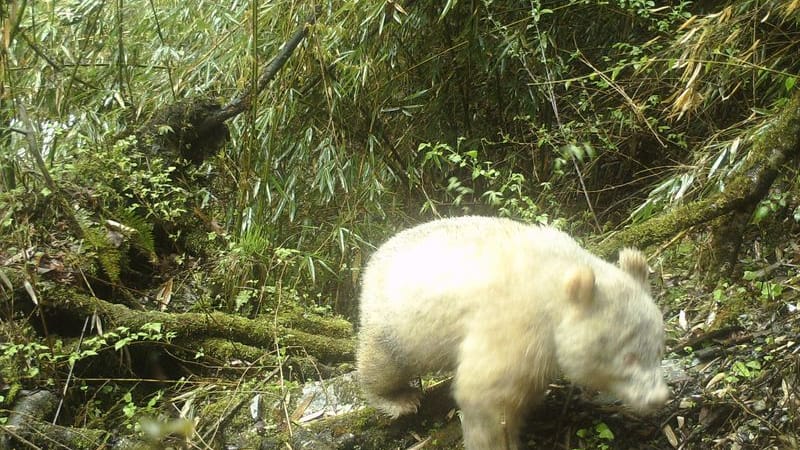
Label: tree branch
xmin=212 ymin=12 xmax=317 ymax=124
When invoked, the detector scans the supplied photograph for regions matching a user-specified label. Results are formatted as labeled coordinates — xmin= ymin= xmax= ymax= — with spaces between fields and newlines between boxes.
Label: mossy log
xmin=593 ymin=90 xmax=800 ymax=261
xmin=36 ymin=287 xmax=354 ymax=364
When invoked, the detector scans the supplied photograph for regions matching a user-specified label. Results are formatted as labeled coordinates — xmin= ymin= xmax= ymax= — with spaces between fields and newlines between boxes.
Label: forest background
xmin=2 ymin=0 xmax=800 ymax=448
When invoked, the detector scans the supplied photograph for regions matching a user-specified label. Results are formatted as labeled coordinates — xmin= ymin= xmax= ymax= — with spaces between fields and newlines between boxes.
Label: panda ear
xmin=618 ymin=248 xmax=649 ymax=286
xmin=565 ymin=266 xmax=595 ymax=309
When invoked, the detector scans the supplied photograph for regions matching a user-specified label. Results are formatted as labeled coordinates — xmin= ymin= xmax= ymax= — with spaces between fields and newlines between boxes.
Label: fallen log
xmin=27 ymin=286 xmax=354 ymax=364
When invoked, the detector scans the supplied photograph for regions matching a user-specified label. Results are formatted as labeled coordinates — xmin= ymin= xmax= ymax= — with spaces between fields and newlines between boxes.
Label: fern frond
xmin=113 ymin=208 xmax=156 ymax=258
xmin=83 ymin=226 xmax=122 ymax=283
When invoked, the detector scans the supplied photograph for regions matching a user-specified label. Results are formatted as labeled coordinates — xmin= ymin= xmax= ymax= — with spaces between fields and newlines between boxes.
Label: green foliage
xmin=4 ymin=0 xmax=799 ymax=315
xmin=752 ymin=191 xmax=791 ymax=225
xmin=69 ymin=136 xmax=190 ymax=224
xmin=208 ymin=217 xmax=337 ymax=313
xmin=0 ymin=323 xmax=175 ymax=387
xmin=122 ymin=390 xmax=164 ymax=430
xmin=0 ymin=341 xmax=52 ymax=383
xmin=418 ymin=141 xmax=560 ymax=225
xmin=574 ymin=421 xmax=615 ymax=450
xmin=720 ymin=350 xmax=770 ymax=386
xmin=742 ymin=270 xmax=785 ymax=303
xmin=730 ymin=359 xmax=763 ymax=381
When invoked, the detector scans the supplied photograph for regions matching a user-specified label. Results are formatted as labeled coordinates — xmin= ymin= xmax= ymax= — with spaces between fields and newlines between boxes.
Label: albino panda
xmin=356 ymin=216 xmax=668 ymax=450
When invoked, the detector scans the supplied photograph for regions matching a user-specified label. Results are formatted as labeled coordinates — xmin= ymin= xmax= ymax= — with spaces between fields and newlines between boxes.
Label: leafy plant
xmin=0 ymin=323 xmax=176 ymax=387
xmin=418 ymin=141 xmax=559 ymax=225
xmin=574 ymin=421 xmax=616 ymax=450
xmin=752 ymin=191 xmax=791 ymax=225
xmin=122 ymin=390 xmax=164 ymax=430
xmin=731 ymin=359 xmax=763 ymax=381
